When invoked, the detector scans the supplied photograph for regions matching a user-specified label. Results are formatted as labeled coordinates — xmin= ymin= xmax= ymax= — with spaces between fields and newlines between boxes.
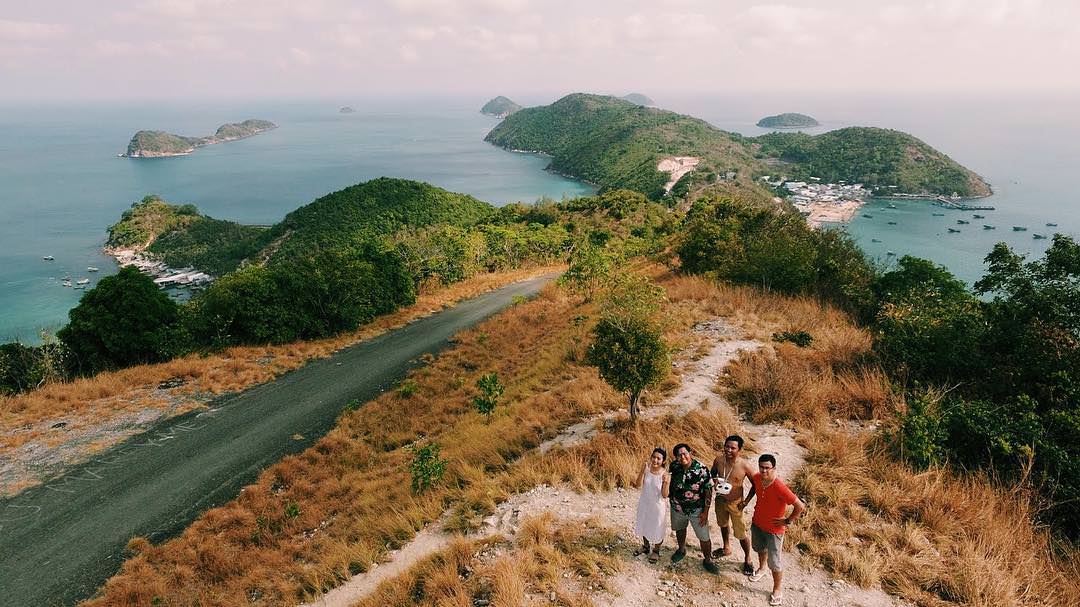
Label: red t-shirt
xmin=751 ymin=473 xmax=798 ymax=534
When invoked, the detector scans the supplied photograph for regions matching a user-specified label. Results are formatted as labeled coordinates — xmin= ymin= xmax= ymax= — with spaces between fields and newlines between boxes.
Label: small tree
xmin=586 ymin=274 xmax=669 ymax=422
xmin=408 ymin=442 xmax=447 ymax=493
xmin=472 ymin=372 xmax=504 ymax=417
xmin=58 ymin=266 xmax=189 ymax=375
xmin=560 ymin=241 xmax=612 ymax=300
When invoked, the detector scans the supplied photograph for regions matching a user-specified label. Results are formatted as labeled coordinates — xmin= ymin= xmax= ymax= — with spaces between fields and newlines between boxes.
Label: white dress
xmin=634 ymin=469 xmax=668 ymax=544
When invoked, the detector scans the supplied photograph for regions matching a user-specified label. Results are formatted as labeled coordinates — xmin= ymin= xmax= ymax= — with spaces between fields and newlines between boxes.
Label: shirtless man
xmin=710 ymin=434 xmax=757 ymax=575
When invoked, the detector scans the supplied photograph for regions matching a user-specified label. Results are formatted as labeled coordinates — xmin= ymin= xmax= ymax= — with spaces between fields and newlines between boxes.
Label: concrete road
xmin=0 ymin=275 xmax=552 ymax=606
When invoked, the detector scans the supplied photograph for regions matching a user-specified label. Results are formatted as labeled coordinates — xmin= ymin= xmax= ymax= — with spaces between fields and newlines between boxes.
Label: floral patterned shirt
xmin=669 ymin=458 xmax=713 ymax=513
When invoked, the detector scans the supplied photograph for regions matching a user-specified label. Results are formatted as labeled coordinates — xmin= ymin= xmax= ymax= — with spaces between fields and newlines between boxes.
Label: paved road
xmin=0 ymin=275 xmax=553 ymax=606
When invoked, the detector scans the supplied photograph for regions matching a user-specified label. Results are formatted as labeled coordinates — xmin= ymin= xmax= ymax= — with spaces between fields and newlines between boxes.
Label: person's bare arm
xmin=637 ymin=460 xmax=648 ymax=487
xmin=738 ymin=474 xmax=757 ymax=510
xmin=710 ymin=456 xmax=721 ymax=478
xmin=785 ymin=497 xmax=807 ymax=525
xmin=661 ymin=472 xmax=671 ymax=498
xmin=698 ymin=486 xmax=713 ymax=526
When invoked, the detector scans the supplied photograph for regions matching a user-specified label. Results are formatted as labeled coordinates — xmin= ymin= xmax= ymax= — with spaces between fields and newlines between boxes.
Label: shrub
xmin=472 ymin=372 xmax=504 ymax=417
xmin=772 ymin=330 xmax=813 ymax=348
xmin=408 ymin=443 xmax=447 ymax=494
xmin=57 ymin=266 xmax=190 ymax=375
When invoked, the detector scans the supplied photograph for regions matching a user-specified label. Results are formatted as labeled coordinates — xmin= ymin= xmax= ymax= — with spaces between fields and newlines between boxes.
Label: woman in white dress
xmin=635 ymin=447 xmax=671 ymax=563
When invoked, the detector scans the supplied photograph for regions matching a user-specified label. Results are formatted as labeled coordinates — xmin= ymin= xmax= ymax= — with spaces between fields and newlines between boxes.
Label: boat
xmin=887 ymin=203 xmax=897 ymax=209
xmin=87 ymin=266 xmax=99 ymax=272
xmin=886 ymin=251 xmax=897 ymax=256
xmin=1033 ymin=234 xmax=1048 ymax=240
xmin=1047 ymin=222 xmax=1058 ymax=227
xmin=932 ymin=213 xmax=945 ymax=216
xmin=871 ymin=238 xmax=882 ymax=243
xmin=862 ymin=214 xmax=873 ymax=219
xmin=957 ymin=220 xmax=970 ymax=225
xmin=1013 ymin=226 xmax=1028 ymax=231
xmin=887 ymin=221 xmax=897 ymax=225
xmin=61 ymin=280 xmax=72 ymax=287
xmin=76 ymin=278 xmax=90 ymax=285
xmin=42 ymin=255 xmax=54 ymax=261
xmin=983 ymin=225 xmax=996 ymax=230
xmin=948 ymin=228 xmax=961 ymax=233
xmin=973 ymin=214 xmax=985 ymax=219
xmin=73 ymin=285 xmax=86 ymax=290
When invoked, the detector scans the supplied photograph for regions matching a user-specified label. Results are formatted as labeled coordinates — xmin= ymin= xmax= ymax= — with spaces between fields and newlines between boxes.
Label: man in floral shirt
xmin=668 ymin=443 xmax=718 ymax=573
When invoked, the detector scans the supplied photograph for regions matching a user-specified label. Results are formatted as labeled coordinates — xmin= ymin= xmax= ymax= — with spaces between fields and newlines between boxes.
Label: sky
xmin=1 ymin=0 xmax=1078 ymax=100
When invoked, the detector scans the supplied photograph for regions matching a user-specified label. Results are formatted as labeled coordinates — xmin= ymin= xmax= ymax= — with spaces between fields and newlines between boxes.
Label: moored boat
xmin=87 ymin=267 xmax=99 ymax=272
xmin=1013 ymin=226 xmax=1028 ymax=231
xmin=1046 ymin=222 xmax=1058 ymax=227
xmin=76 ymin=278 xmax=90 ymax=285
xmin=957 ymin=220 xmax=969 ymax=224
xmin=983 ymin=225 xmax=996 ymax=230
xmin=42 ymin=255 xmax=54 ymax=261
xmin=948 ymin=228 xmax=961 ymax=233
xmin=973 ymin=214 xmax=985 ymax=219
xmin=1033 ymin=234 xmax=1047 ymax=239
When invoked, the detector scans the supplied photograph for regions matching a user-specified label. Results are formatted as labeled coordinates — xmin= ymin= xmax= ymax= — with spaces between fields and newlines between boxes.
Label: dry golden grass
xmin=355 ymin=515 xmax=621 ymax=607
xmin=0 ymin=265 xmax=562 ymax=472
xmin=790 ymin=428 xmax=1080 ymax=607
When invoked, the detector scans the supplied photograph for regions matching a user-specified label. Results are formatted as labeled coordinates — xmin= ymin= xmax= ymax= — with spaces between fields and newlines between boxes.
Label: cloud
xmin=0 ymin=20 xmax=69 ymax=41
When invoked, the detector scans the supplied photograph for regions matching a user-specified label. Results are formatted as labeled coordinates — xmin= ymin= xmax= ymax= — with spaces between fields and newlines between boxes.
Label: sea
xmin=1 ymin=93 xmax=1078 ymax=342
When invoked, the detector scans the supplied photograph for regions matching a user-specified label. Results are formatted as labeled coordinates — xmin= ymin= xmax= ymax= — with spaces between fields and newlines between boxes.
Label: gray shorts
xmin=751 ymin=524 xmax=785 ymax=571
xmin=670 ymin=506 xmax=710 ymax=542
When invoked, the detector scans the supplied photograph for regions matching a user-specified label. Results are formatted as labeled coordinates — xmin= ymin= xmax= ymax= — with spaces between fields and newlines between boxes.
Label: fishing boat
xmin=76 ymin=278 xmax=90 ymax=285
xmin=73 ymin=284 xmax=86 ymax=290
xmin=862 ymin=214 xmax=873 ymax=219
xmin=973 ymin=214 xmax=985 ymax=219
xmin=1033 ymin=234 xmax=1048 ymax=240
xmin=983 ymin=225 xmax=996 ymax=230
xmin=887 ymin=203 xmax=897 ymax=209
xmin=886 ymin=251 xmax=897 ymax=256
xmin=871 ymin=238 xmax=882 ymax=243
xmin=1013 ymin=226 xmax=1028 ymax=231
xmin=61 ymin=279 xmax=72 ymax=287
xmin=87 ymin=266 xmax=99 ymax=272
xmin=887 ymin=221 xmax=897 ymax=225
xmin=957 ymin=220 xmax=970 ymax=225
xmin=948 ymin=228 xmax=961 ymax=233
xmin=42 ymin=255 xmax=54 ymax=261
xmin=932 ymin=213 xmax=945 ymax=216
xmin=1047 ymin=222 xmax=1058 ymax=227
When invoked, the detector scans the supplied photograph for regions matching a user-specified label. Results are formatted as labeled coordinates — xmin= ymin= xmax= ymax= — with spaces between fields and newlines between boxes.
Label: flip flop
xmin=749 ymin=569 xmax=767 ymax=582
xmin=671 ymin=549 xmax=687 ymax=564
xmin=769 ymin=593 xmax=783 ymax=606
xmin=742 ymin=562 xmax=755 ymax=576
xmin=648 ymin=550 xmax=659 ymax=564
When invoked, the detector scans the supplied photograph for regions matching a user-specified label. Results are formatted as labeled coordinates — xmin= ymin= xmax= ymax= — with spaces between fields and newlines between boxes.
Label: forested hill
xmin=754 ymin=128 xmax=992 ymax=197
xmin=264 ymin=177 xmax=493 ymax=262
xmin=485 ymin=93 xmax=990 ymax=201
xmin=484 ymin=93 xmax=768 ymax=202
xmin=107 ymin=178 xmax=495 ymax=274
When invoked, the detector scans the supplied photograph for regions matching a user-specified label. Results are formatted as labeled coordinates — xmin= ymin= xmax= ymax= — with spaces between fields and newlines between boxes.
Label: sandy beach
xmin=795 ymin=198 xmax=864 ymax=228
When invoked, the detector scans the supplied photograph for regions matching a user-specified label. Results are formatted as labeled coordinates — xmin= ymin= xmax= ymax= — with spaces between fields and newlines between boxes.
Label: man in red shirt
xmin=746 ymin=453 xmax=806 ymax=606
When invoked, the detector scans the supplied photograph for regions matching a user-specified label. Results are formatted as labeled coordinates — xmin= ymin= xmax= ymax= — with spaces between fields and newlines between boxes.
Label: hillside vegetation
xmin=485 ymin=94 xmax=990 ymax=201
xmin=123 ymin=118 xmax=277 ymax=157
xmin=754 ymin=128 xmax=992 ymax=196
xmin=480 ymin=96 xmax=522 ymax=117
xmin=756 ymin=112 xmax=820 ymax=128
xmin=485 ymin=93 xmax=766 ymax=201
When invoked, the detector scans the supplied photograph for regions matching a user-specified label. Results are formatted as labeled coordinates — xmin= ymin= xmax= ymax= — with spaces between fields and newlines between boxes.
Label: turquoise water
xmin=3 ymin=93 xmax=1079 ymax=341
xmin=0 ymin=99 xmax=593 ymax=342
xmin=667 ymin=92 xmax=1080 ymax=285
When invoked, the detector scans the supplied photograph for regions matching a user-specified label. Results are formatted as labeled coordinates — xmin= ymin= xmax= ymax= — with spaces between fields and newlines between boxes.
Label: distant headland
xmin=480 ymin=96 xmax=522 ymax=118
xmin=122 ymin=119 xmax=277 ymax=158
xmin=620 ymin=93 xmax=654 ymax=106
xmin=756 ymin=113 xmax=820 ymax=129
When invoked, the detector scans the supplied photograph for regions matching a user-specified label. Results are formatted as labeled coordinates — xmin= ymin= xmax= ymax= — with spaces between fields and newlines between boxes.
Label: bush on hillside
xmin=57 ymin=267 xmax=190 ymax=375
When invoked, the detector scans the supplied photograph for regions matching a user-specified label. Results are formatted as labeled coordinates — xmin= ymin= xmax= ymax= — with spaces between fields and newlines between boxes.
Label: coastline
xmin=122 ymin=124 xmax=277 ymax=158
xmin=104 ymin=247 xmax=213 ymax=291
xmin=794 ymin=198 xmax=865 ymax=228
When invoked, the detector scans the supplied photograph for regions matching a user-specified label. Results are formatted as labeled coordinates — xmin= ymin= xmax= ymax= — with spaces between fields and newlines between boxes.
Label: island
xmin=485 ymin=93 xmax=990 ymax=204
xmin=621 ymin=93 xmax=654 ymax=106
xmin=756 ymin=112 xmax=820 ymax=129
xmin=480 ymin=96 xmax=522 ymax=118
xmin=122 ymin=119 xmax=277 ymax=157
xmin=339 ymin=106 xmax=355 ymax=114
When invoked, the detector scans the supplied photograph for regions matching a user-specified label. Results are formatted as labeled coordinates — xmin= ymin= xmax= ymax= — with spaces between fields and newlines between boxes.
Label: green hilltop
xmin=485 ymin=93 xmax=990 ymax=200
xmin=123 ymin=119 xmax=277 ymax=157
xmin=480 ymin=96 xmax=523 ymax=118
xmin=756 ymin=112 xmax=820 ymax=129
xmin=107 ymin=178 xmax=497 ymax=275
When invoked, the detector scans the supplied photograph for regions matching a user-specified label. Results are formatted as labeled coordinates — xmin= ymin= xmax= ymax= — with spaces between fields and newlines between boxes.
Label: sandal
xmin=749 ymin=569 xmax=767 ymax=582
xmin=648 ymin=549 xmax=659 ymax=564
xmin=742 ymin=561 xmax=755 ymax=576
xmin=769 ymin=593 xmax=783 ymax=606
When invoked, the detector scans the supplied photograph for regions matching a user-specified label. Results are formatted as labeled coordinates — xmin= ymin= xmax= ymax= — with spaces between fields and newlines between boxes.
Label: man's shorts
xmin=670 ymin=506 xmax=710 ymax=542
xmin=750 ymin=524 xmax=785 ymax=571
xmin=715 ymin=497 xmax=747 ymax=538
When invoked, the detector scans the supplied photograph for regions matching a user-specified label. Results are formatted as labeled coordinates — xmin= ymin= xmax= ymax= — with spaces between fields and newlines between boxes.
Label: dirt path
xmin=309 ymin=320 xmax=909 ymax=607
